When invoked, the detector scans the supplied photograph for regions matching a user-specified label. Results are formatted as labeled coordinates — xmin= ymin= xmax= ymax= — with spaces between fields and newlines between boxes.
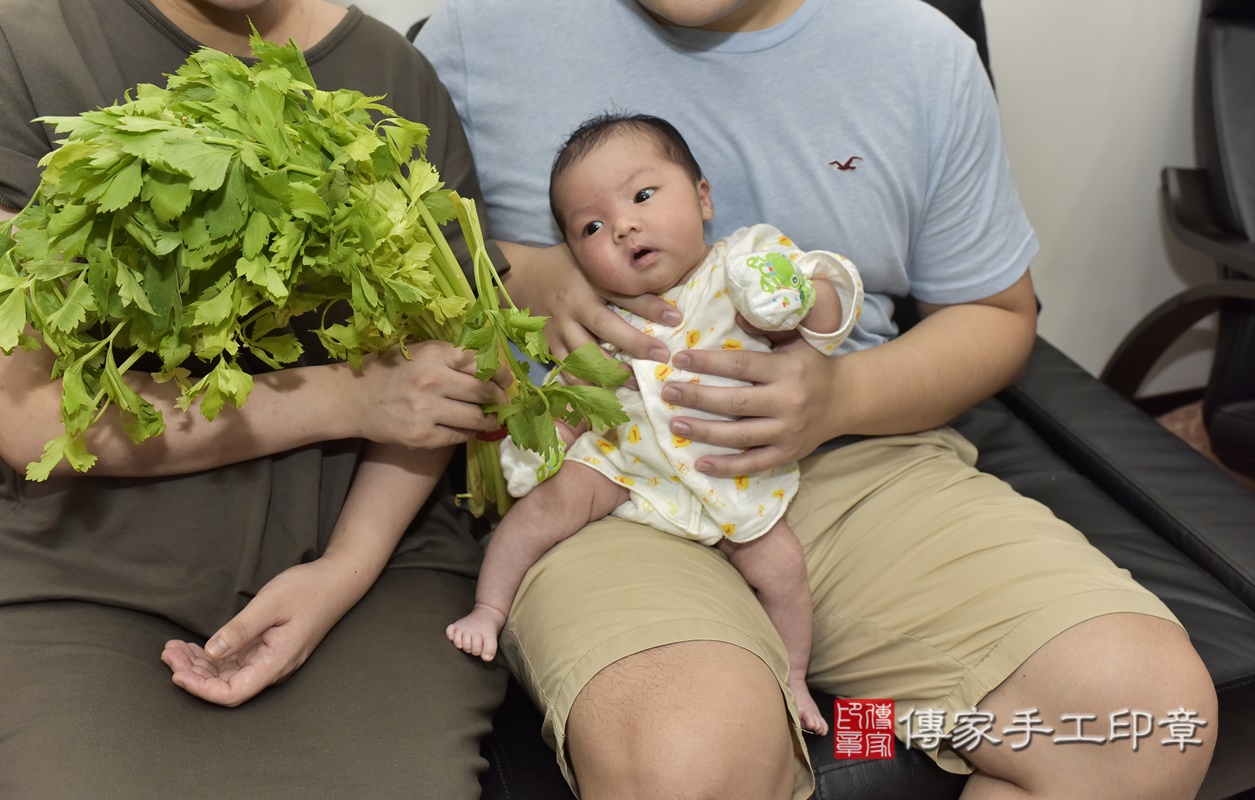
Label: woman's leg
xmin=0 ymin=569 xmax=506 ymax=800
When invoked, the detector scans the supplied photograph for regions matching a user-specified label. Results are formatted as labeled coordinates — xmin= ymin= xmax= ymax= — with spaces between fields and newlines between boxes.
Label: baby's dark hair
xmin=549 ymin=112 xmax=704 ymax=229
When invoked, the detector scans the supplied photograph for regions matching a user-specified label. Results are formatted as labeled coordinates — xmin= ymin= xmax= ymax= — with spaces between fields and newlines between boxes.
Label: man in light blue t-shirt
xmin=419 ymin=2 xmax=1216 ymax=798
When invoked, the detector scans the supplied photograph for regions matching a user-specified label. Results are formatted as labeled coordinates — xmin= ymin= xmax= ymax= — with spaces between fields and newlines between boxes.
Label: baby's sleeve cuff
xmin=797 ymin=251 xmax=864 ymax=355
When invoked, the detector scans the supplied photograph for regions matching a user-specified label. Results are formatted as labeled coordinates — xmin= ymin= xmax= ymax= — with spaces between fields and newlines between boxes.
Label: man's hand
xmin=499 ymin=241 xmax=680 ymax=362
xmin=666 ymin=272 xmax=1039 ymax=476
xmin=660 ymin=340 xmax=839 ymax=476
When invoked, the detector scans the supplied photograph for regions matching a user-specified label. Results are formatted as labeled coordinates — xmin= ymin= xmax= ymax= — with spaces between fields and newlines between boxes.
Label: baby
xmin=447 ymin=113 xmax=863 ymax=735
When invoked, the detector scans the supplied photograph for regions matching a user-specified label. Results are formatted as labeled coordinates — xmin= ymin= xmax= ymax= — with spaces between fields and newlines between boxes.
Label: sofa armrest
xmin=999 ymin=337 xmax=1255 ymax=610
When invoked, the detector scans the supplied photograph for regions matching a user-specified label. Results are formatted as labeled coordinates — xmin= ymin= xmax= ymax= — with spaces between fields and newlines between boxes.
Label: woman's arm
xmin=163 ymin=442 xmax=451 ymax=706
xmin=660 ymin=270 xmax=1039 ymax=476
xmin=0 ymin=336 xmax=506 ymax=478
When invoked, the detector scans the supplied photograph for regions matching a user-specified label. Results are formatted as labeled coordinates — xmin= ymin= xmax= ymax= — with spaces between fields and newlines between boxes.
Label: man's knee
xmin=969 ymin=614 xmax=1216 ymax=799
xmin=567 ymin=641 xmax=796 ymax=800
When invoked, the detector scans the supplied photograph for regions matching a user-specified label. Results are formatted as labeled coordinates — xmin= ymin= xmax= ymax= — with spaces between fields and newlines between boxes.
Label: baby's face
xmin=553 ymin=134 xmax=712 ymax=298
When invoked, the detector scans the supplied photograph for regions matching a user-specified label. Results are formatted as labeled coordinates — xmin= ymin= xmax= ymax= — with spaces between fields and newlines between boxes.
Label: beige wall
xmin=339 ymin=0 xmax=443 ymax=35
xmin=348 ymin=0 xmax=1216 ymax=395
xmin=985 ymin=0 xmax=1214 ymax=394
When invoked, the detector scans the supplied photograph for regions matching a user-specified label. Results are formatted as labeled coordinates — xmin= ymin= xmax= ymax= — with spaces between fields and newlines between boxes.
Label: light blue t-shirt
xmin=418 ymin=0 xmax=1038 ymax=349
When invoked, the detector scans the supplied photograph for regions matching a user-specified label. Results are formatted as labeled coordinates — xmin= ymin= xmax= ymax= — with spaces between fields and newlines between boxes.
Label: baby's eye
xmin=583 ymin=220 xmax=603 ymax=237
xmin=634 ymin=188 xmax=655 ymax=203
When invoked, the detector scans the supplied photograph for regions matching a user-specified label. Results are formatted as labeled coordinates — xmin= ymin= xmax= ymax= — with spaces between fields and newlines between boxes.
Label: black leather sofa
xmin=470 ymin=2 xmax=1255 ymax=798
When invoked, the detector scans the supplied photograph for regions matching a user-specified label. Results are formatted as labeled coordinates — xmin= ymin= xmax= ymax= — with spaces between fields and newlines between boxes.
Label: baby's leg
xmin=447 ymin=458 xmax=629 ymax=662
xmin=719 ymin=521 xmax=828 ymax=735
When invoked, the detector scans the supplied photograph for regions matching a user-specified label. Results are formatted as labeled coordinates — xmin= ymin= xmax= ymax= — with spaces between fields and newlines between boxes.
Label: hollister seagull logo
xmin=828 ymin=156 xmax=863 ymax=171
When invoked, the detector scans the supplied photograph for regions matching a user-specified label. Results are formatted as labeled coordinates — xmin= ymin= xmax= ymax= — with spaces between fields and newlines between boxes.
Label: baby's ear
xmin=698 ymin=178 xmax=713 ymax=221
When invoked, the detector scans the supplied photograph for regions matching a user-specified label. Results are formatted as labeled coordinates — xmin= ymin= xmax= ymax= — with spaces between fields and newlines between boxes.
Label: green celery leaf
xmin=241 ymin=211 xmax=271 ymax=259
xmin=98 ymin=158 xmax=144 ymax=213
xmin=555 ymin=342 xmax=631 ymax=388
xmin=0 ymin=286 xmax=28 ymax=353
xmin=548 ymin=383 xmax=630 ymax=431
xmin=248 ymin=333 xmax=302 ymax=367
xmin=288 ymin=181 xmax=329 ymax=219
xmin=157 ymin=137 xmax=234 ymax=192
xmin=344 ymin=133 xmax=383 ymax=163
xmin=45 ymin=279 xmax=95 ymax=333
xmin=141 ymin=169 xmax=195 ymax=222
xmin=203 ymin=161 xmax=249 ymax=240
xmin=237 ymin=254 xmax=289 ymax=300
xmin=423 ymin=189 xmax=456 ymax=226
xmin=26 ymin=433 xmax=96 ymax=481
xmin=102 ymin=348 xmax=165 ymax=444
xmin=59 ymin=361 xmax=94 ymax=421
xmin=192 ymin=278 xmax=238 ymax=326
xmin=115 ymin=263 xmax=156 ymax=315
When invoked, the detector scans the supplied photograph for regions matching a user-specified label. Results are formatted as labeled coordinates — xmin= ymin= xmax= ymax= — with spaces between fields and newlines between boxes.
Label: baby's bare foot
xmin=790 ymin=674 xmax=829 ymax=736
xmin=446 ymin=603 xmax=507 ymax=662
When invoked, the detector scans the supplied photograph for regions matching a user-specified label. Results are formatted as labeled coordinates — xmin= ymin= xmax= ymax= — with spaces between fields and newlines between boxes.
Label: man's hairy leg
xmin=567 ymin=641 xmax=796 ymax=800
xmin=960 ymin=614 xmax=1216 ymax=800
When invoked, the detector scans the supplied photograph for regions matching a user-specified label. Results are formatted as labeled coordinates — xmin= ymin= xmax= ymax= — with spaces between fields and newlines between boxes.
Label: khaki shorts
xmin=499 ymin=428 xmax=1179 ymax=799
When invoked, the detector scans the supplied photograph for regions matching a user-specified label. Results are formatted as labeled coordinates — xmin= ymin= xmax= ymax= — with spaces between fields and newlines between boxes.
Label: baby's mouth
xmin=631 ymin=246 xmax=656 ymax=266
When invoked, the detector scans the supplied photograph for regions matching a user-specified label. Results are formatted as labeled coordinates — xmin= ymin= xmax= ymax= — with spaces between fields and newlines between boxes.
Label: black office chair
xmin=1101 ymin=0 xmax=1255 ymax=477
xmin=405 ymin=17 xmax=427 ymax=44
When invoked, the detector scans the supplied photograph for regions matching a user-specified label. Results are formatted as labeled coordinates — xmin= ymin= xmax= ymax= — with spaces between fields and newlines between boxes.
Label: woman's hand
xmin=160 ymin=555 xmax=364 ymax=707
xmin=498 ymin=241 xmax=680 ymax=362
xmin=661 ymin=339 xmax=842 ymax=477
xmin=348 ymin=340 xmax=510 ymax=448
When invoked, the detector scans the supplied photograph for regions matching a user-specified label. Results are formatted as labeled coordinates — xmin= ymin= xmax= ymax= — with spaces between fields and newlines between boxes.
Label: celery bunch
xmin=0 ymin=33 xmax=626 ymax=515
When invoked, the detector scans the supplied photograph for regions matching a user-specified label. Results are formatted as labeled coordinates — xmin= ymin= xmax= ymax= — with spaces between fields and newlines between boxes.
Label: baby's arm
xmin=800 ymin=280 xmax=844 ymax=335
xmin=725 ymin=243 xmax=864 ymax=356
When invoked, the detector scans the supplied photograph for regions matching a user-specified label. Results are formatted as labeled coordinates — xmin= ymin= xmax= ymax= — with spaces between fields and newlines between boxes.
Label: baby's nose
xmin=614 ymin=217 xmax=640 ymax=239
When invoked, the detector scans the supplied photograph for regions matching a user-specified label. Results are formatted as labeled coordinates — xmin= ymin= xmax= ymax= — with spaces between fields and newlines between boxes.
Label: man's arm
xmin=837 ymin=269 xmax=1038 ymax=434
xmin=498 ymin=240 xmax=682 ymax=363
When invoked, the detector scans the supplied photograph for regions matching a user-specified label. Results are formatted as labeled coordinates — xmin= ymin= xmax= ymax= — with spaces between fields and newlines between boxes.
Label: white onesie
xmin=502 ymin=224 xmax=863 ymax=545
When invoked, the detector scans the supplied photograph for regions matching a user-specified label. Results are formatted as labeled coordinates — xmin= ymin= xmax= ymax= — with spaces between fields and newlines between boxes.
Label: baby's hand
xmin=726 ymin=252 xmax=815 ymax=333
